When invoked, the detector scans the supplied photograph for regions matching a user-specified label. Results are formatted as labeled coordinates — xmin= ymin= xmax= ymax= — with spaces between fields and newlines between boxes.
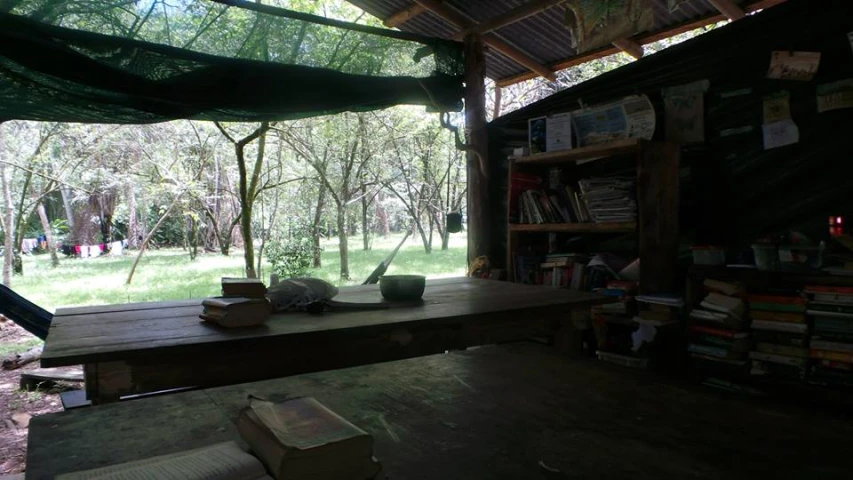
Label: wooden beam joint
xmin=611 ymin=38 xmax=644 ymax=60
xmin=708 ymin=0 xmax=746 ymax=21
xmin=384 ymin=4 xmax=426 ymax=28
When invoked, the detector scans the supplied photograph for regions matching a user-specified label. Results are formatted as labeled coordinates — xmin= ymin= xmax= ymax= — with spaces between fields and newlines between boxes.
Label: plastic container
xmin=690 ymin=246 xmax=726 ymax=265
xmin=778 ymin=242 xmax=824 ymax=271
xmin=751 ymin=244 xmax=779 ymax=271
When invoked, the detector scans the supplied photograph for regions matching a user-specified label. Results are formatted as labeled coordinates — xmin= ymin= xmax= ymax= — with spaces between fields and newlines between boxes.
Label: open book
xmin=57 ymin=441 xmax=272 ymax=480
xmin=237 ymin=397 xmax=382 ymax=480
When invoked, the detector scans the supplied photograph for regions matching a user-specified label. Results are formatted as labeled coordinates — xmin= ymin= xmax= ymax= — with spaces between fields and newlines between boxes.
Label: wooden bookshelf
xmin=511 ymin=138 xmax=643 ymax=166
xmin=507 ymin=139 xmax=680 ymax=294
xmin=509 ymin=222 xmax=636 ymax=233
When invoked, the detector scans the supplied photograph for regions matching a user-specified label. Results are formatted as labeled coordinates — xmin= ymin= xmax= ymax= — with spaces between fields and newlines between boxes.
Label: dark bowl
xmin=379 ymin=275 xmax=426 ymax=302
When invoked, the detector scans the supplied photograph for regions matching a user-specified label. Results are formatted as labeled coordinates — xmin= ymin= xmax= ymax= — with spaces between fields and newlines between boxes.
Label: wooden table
xmin=28 ymin=343 xmax=853 ymax=479
xmin=42 ymin=277 xmax=609 ymax=403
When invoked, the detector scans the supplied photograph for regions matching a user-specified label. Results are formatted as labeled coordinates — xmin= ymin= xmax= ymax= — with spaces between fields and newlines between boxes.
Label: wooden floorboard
xmin=27 ymin=344 xmax=853 ymax=479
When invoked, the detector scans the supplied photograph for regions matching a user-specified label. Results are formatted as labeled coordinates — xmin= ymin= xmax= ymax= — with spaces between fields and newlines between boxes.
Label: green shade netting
xmin=0 ymin=0 xmax=464 ymax=123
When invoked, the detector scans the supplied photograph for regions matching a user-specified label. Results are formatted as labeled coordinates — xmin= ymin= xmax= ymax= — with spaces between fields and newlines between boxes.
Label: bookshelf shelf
xmin=512 ymin=138 xmax=643 ymax=166
xmin=509 ymin=222 xmax=636 ymax=233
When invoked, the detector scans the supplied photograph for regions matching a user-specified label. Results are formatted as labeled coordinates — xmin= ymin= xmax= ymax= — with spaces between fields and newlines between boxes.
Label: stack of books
xmin=688 ymin=280 xmax=749 ymax=371
xmin=578 ymin=177 xmax=636 ymax=224
xmin=200 ymin=297 xmax=271 ymax=328
xmin=805 ymin=285 xmax=853 ymax=388
xmin=539 ymin=253 xmax=588 ymax=289
xmin=238 ymin=397 xmax=383 ymax=480
xmin=592 ymin=281 xmax=639 ymax=363
xmin=747 ymin=293 xmax=809 ymax=382
xmin=516 ymin=183 xmax=591 ymax=225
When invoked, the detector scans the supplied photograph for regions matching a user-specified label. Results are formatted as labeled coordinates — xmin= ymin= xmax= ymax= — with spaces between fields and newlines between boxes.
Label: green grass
xmin=0 ymin=337 xmax=42 ymax=358
xmin=11 ymin=233 xmax=467 ymax=312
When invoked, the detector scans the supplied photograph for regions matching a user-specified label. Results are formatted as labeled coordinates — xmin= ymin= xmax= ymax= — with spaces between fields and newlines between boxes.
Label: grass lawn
xmin=11 ymin=232 xmax=468 ymax=313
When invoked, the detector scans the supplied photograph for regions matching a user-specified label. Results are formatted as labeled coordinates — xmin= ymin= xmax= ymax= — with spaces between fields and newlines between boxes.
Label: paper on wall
xmin=571 ymin=95 xmax=655 ymax=147
xmin=546 ymin=113 xmax=573 ymax=152
xmin=763 ymin=91 xmax=791 ymax=123
xmin=767 ymin=51 xmax=821 ymax=81
xmin=817 ymin=79 xmax=853 ymax=113
xmin=663 ymin=79 xmax=709 ymax=144
xmin=762 ymin=119 xmax=799 ymax=150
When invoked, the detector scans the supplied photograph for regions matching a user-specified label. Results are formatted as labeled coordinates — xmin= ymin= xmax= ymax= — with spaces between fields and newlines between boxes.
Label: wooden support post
xmin=611 ymin=38 xmax=644 ymax=60
xmin=636 ymin=142 xmax=680 ymax=294
xmin=464 ymin=34 xmax=490 ymax=264
xmin=708 ymin=0 xmax=746 ymax=20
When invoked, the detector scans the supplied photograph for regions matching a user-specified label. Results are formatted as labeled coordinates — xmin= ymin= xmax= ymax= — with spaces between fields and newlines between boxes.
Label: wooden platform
xmin=42 ymin=277 xmax=610 ymax=403
xmin=27 ymin=343 xmax=853 ymax=479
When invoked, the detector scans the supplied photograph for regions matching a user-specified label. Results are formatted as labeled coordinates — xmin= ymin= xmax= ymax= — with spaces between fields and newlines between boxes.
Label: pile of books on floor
xmin=578 ymin=177 xmax=636 ymax=224
xmin=747 ymin=293 xmax=809 ymax=382
xmin=806 ymin=285 xmax=853 ymax=388
xmin=515 ymin=183 xmax=591 ymax=225
xmin=688 ymin=280 xmax=749 ymax=374
xmin=592 ymin=281 xmax=640 ymax=367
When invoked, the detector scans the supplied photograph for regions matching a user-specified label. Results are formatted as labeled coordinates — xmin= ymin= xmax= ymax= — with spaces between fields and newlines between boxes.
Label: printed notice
xmin=817 ymin=79 xmax=853 ymax=113
xmin=767 ymin=51 xmax=821 ymax=81
xmin=762 ymin=120 xmax=799 ymax=150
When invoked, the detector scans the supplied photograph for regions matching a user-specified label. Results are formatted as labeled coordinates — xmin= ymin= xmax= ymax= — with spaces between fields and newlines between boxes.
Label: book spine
xmin=687 ymin=343 xmax=730 ymax=358
xmin=810 ymin=349 xmax=853 ymax=363
xmin=809 ymin=339 xmax=853 ymax=353
xmin=689 ymin=325 xmax=740 ymax=339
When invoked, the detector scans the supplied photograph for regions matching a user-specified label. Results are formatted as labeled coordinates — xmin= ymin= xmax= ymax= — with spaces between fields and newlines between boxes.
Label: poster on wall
xmin=767 ymin=51 xmax=821 ymax=81
xmin=762 ymin=91 xmax=791 ymax=123
xmin=528 ymin=113 xmax=574 ymax=155
xmin=565 ymin=0 xmax=654 ymax=53
xmin=662 ymin=79 xmax=709 ymax=144
xmin=571 ymin=95 xmax=655 ymax=147
xmin=817 ymin=79 xmax=853 ymax=113
xmin=763 ymin=120 xmax=799 ymax=150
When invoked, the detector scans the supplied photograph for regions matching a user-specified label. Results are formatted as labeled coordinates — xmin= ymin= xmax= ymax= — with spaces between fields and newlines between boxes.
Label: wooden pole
xmin=464 ymin=34 xmax=490 ymax=264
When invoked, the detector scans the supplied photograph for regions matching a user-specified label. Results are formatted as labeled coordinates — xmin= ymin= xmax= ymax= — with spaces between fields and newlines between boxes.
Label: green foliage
xmin=148 ymin=205 xmax=185 ymax=248
xmin=266 ymin=224 xmax=318 ymax=279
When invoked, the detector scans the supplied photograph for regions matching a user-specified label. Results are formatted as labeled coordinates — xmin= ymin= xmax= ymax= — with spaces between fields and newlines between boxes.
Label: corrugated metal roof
xmin=346 ymin=0 xmax=781 ymax=84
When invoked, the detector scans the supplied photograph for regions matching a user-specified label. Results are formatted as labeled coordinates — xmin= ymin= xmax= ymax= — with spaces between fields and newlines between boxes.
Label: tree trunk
xmin=337 ymin=203 xmax=349 ymax=280
xmin=127 ymin=195 xmax=182 ymax=285
xmin=311 ymin=183 xmax=326 ymax=268
xmin=361 ymin=185 xmax=370 ymax=251
xmin=375 ymin=194 xmax=390 ymax=238
xmin=0 ymin=126 xmax=14 ymax=286
xmin=60 ymin=187 xmax=75 ymax=229
xmin=414 ymin=213 xmax=431 ymax=254
xmin=37 ymin=202 xmax=59 ymax=267
xmin=127 ymin=183 xmax=139 ymax=248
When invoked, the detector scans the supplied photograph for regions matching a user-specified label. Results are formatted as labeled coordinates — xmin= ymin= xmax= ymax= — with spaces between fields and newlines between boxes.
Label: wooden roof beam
xmin=495 ymin=0 xmax=786 ymax=87
xmin=708 ymin=0 xmax=746 ymax=20
xmin=383 ymin=3 xmax=425 ymax=28
xmin=611 ymin=38 xmax=644 ymax=60
xmin=414 ymin=0 xmax=557 ymax=81
xmin=450 ymin=0 xmax=565 ymax=41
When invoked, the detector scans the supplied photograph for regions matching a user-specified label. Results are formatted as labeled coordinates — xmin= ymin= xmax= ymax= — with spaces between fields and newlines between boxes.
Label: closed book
xmin=809 ymin=339 xmax=853 ymax=353
xmin=703 ymin=279 xmax=744 ymax=297
xmin=689 ymin=325 xmax=749 ymax=339
xmin=750 ymin=310 xmax=805 ymax=324
xmin=819 ymin=359 xmax=853 ymax=371
xmin=808 ymin=303 xmax=853 ymax=315
xmin=702 ymin=292 xmax=745 ymax=317
xmin=748 ymin=294 xmax=806 ymax=313
xmin=690 ymin=308 xmax=742 ymax=327
xmin=807 ymin=309 xmax=853 ymax=319
xmin=805 ymin=285 xmax=853 ymax=304
xmin=689 ymin=353 xmax=747 ymax=367
xmin=812 ymin=331 xmax=853 ymax=342
xmin=810 ymin=349 xmax=853 ymax=364
xmin=754 ymin=342 xmax=809 ymax=358
xmin=222 ymin=277 xmax=267 ymax=299
xmin=814 ymin=316 xmax=853 ymax=333
xmin=812 ymin=293 xmax=853 ymax=305
xmin=693 ymin=335 xmax=750 ymax=352
xmin=639 ymin=309 xmax=675 ymax=324
xmin=748 ymin=351 xmax=808 ymax=368
xmin=236 ymin=397 xmax=381 ymax=480
xmin=751 ymin=330 xmax=808 ymax=347
xmin=750 ymin=360 xmax=806 ymax=380
xmin=201 ymin=297 xmax=271 ymax=328
xmin=688 ymin=343 xmax=744 ymax=360
xmin=750 ymin=319 xmax=808 ymax=333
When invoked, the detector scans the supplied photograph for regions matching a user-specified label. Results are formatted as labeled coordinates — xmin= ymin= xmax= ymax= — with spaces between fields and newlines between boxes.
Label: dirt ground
xmin=0 ymin=320 xmax=80 ymax=476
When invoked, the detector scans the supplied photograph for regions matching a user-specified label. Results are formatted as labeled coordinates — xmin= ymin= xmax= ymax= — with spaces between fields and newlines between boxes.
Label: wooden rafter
xmin=413 ymin=0 xmax=557 ymax=81
xmin=450 ymin=0 xmax=565 ymax=41
xmin=611 ymin=38 xmax=644 ymax=60
xmin=495 ymin=0 xmax=786 ymax=87
xmin=383 ymin=3 xmax=425 ymax=27
xmin=708 ymin=0 xmax=746 ymax=20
